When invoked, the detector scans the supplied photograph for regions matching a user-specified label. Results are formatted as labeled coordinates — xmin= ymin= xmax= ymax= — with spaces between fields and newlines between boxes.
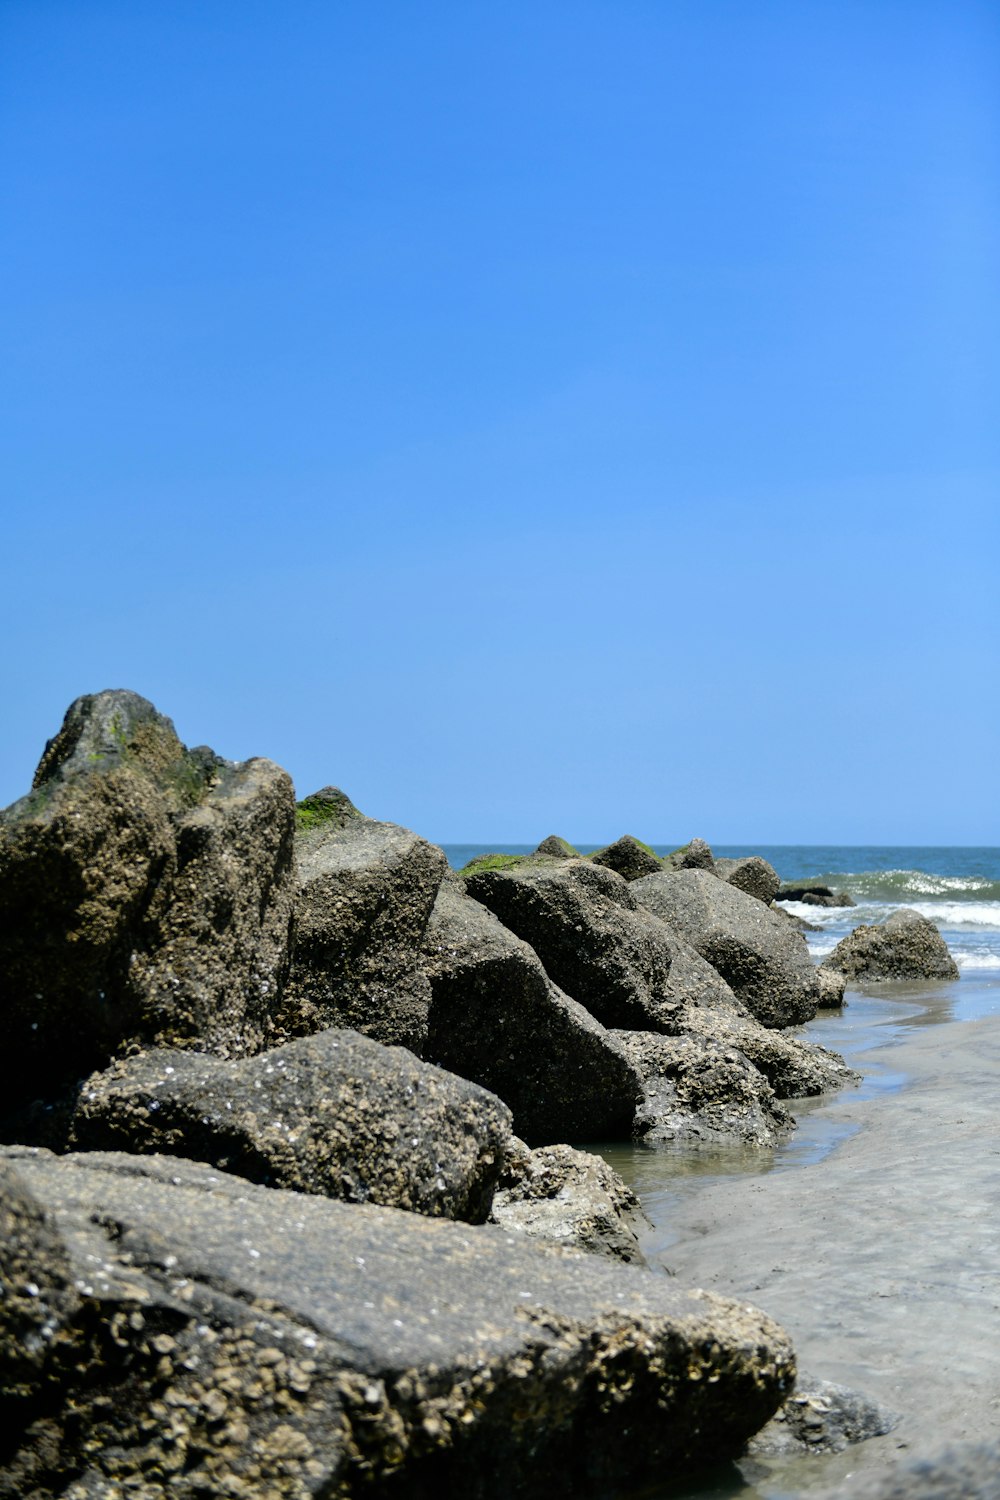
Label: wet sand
xmin=603 ymin=978 xmax=1000 ymax=1497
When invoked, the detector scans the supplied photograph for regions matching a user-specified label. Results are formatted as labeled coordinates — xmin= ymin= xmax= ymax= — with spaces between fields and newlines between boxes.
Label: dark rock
xmin=421 ymin=882 xmax=640 ymax=1145
xmin=612 ymin=1030 xmax=792 ymax=1148
xmin=631 ymin=869 xmax=820 ymax=1028
xmin=713 ymin=856 xmax=782 ymax=905
xmin=680 ymin=1008 xmax=859 ymax=1099
xmin=664 ymin=837 xmax=716 ymax=871
xmin=0 ymin=691 xmax=295 ymax=1113
xmin=0 ymin=1148 xmax=796 ymax=1499
xmin=590 ymin=835 xmax=662 ymax=881
xmin=813 ymin=1440 xmax=1000 ymax=1499
xmin=778 ymin=884 xmax=856 ymax=907
xmin=817 ymin=967 xmax=848 ymax=1007
xmin=465 ymin=858 xmax=735 ymax=1034
xmin=745 ymin=1372 xmax=898 ymax=1457
xmin=69 ymin=1030 xmax=512 ymax=1223
xmin=281 ymin=797 xmax=447 ymax=1051
xmin=534 ymin=835 xmax=579 ymax=858
xmin=821 ymin=909 xmax=960 ymax=982
xmin=489 ymin=1140 xmax=650 ymax=1265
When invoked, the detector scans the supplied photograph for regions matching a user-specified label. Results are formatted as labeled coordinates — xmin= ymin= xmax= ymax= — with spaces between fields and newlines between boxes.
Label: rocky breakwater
xmin=0 ymin=689 xmax=868 ymax=1497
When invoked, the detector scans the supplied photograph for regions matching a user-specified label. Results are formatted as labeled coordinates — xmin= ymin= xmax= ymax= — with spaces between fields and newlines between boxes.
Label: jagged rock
xmin=590 ymin=835 xmax=662 ymax=881
xmin=812 ymin=1441 xmax=1000 ymax=1499
xmin=534 ymin=835 xmax=579 ymax=858
xmin=281 ymin=790 xmax=447 ymax=1052
xmin=0 ymin=1148 xmax=796 ymax=1500
xmin=778 ymin=884 xmax=856 ymax=907
xmin=664 ymin=837 xmax=715 ymax=871
xmin=680 ymin=1008 xmax=859 ymax=1099
xmin=420 ymin=882 xmax=640 ymax=1145
xmin=489 ymin=1140 xmax=650 ymax=1265
xmin=0 ymin=691 xmax=295 ymax=1114
xmin=817 ymin=967 xmax=848 ymax=1007
xmin=745 ymin=1372 xmax=898 ymax=1457
xmin=69 ymin=1030 xmax=512 ymax=1224
xmin=465 ymin=858 xmax=736 ymax=1034
xmin=713 ymin=856 xmax=782 ymax=905
xmin=821 ymin=909 xmax=960 ymax=982
xmin=612 ymin=1031 xmax=792 ymax=1148
xmin=631 ymin=869 xmax=819 ymax=1028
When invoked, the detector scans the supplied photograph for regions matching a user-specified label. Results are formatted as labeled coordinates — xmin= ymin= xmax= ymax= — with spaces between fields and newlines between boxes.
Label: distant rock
xmin=534 ymin=834 xmax=579 ymax=858
xmin=490 ymin=1140 xmax=650 ymax=1265
xmin=664 ymin=837 xmax=716 ymax=871
xmin=821 ymin=909 xmax=960 ymax=982
xmin=591 ymin=835 xmax=662 ymax=881
xmin=0 ymin=1148 xmax=796 ymax=1499
xmin=631 ymin=869 xmax=820 ymax=1028
xmin=714 ymin=855 xmax=782 ymax=905
xmin=69 ymin=1030 xmax=512 ymax=1223
xmin=778 ymin=884 xmax=856 ymax=908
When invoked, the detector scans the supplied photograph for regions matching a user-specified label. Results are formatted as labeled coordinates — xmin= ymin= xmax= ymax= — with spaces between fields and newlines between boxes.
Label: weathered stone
xmin=679 ymin=1008 xmax=859 ymax=1099
xmin=778 ymin=884 xmax=856 ymax=908
xmin=812 ymin=1440 xmax=1000 ymax=1499
xmin=631 ymin=869 xmax=820 ymax=1028
xmin=713 ymin=855 xmax=782 ymax=905
xmin=465 ymin=858 xmax=735 ymax=1033
xmin=281 ymin=795 xmax=447 ymax=1051
xmin=534 ymin=835 xmax=578 ymax=858
xmin=664 ymin=837 xmax=715 ymax=871
xmin=489 ymin=1140 xmax=650 ymax=1265
xmin=612 ymin=1031 xmax=792 ymax=1148
xmin=745 ymin=1372 xmax=898 ymax=1457
xmin=817 ymin=966 xmax=848 ymax=1007
xmin=69 ymin=1030 xmax=512 ymax=1224
xmin=0 ymin=1148 xmax=796 ymax=1499
xmin=590 ymin=835 xmax=662 ymax=881
xmin=421 ymin=882 xmax=640 ymax=1145
xmin=821 ymin=909 xmax=960 ymax=982
xmin=0 ymin=691 xmax=295 ymax=1113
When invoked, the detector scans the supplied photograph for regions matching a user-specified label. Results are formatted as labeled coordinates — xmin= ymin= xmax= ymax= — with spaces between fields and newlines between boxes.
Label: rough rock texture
xmin=713 ymin=856 xmax=782 ymax=906
xmin=778 ymin=884 xmax=856 ymax=907
xmin=465 ymin=858 xmax=735 ymax=1034
xmin=0 ymin=691 xmax=295 ymax=1113
xmin=489 ymin=1141 xmax=650 ymax=1265
xmin=612 ymin=1031 xmax=792 ymax=1148
xmin=813 ymin=1442 xmax=1000 ymax=1499
xmin=745 ymin=1373 xmax=897 ymax=1457
xmin=281 ymin=791 xmax=447 ymax=1052
xmin=534 ymin=835 xmax=578 ymax=858
xmin=0 ymin=1148 xmax=796 ymax=1500
xmin=590 ymin=835 xmax=662 ymax=882
xmin=631 ymin=869 xmax=819 ymax=1028
xmin=420 ymin=882 xmax=640 ymax=1145
xmin=821 ymin=909 xmax=960 ymax=982
xmin=69 ymin=1030 xmax=512 ymax=1224
xmin=679 ymin=1009 xmax=859 ymax=1099
xmin=817 ymin=967 xmax=848 ymax=1007
xmin=664 ymin=837 xmax=715 ymax=871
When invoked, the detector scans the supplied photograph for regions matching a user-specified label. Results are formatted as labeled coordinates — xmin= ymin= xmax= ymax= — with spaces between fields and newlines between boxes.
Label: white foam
xmin=956 ymin=952 xmax=1000 ymax=971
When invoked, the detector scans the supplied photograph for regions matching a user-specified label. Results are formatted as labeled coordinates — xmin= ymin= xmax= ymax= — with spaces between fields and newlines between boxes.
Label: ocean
xmin=440 ymin=844 xmax=1000 ymax=977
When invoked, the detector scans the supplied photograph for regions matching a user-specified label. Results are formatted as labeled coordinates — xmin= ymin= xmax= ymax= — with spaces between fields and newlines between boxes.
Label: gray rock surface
xmin=821 ymin=909 xmax=960 ymax=982
xmin=534 ymin=835 xmax=578 ymax=858
xmin=69 ymin=1030 xmax=511 ymax=1223
xmin=664 ymin=837 xmax=715 ymax=870
xmin=612 ymin=1030 xmax=792 ymax=1147
xmin=489 ymin=1140 xmax=650 ymax=1265
xmin=282 ymin=791 xmax=447 ymax=1051
xmin=817 ymin=966 xmax=848 ymax=1007
xmin=0 ymin=1147 xmax=796 ymax=1500
xmin=0 ymin=690 xmax=295 ymax=1112
xmin=679 ymin=1007 xmax=859 ymax=1099
xmin=713 ymin=855 xmax=782 ymax=905
xmin=421 ymin=882 xmax=640 ymax=1144
xmin=745 ymin=1372 xmax=898 ymax=1457
xmin=631 ymin=869 xmax=820 ymax=1027
xmin=590 ymin=835 xmax=662 ymax=881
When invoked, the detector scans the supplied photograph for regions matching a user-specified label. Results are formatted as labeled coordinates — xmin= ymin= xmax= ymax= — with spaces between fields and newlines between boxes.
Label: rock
xmin=664 ymin=837 xmax=715 ymax=871
xmin=281 ymin=791 xmax=447 ymax=1051
xmin=812 ymin=1441 xmax=1000 ymax=1499
xmin=772 ymin=903 xmax=821 ymax=932
xmin=778 ymin=884 xmax=856 ymax=907
xmin=465 ymin=858 xmax=736 ymax=1034
xmin=534 ymin=835 xmax=579 ymax=858
xmin=420 ymin=882 xmax=640 ymax=1145
xmin=0 ymin=691 xmax=295 ymax=1114
xmin=0 ymin=1148 xmax=796 ymax=1499
xmin=590 ymin=835 xmax=662 ymax=881
xmin=821 ymin=909 xmax=960 ymax=982
xmin=489 ymin=1140 xmax=650 ymax=1265
xmin=817 ymin=966 xmax=848 ymax=1007
xmin=680 ymin=1008 xmax=859 ymax=1099
xmin=631 ymin=869 xmax=820 ymax=1028
xmin=745 ymin=1372 xmax=898 ymax=1457
xmin=713 ymin=855 xmax=782 ymax=905
xmin=612 ymin=1031 xmax=792 ymax=1148
xmin=68 ymin=1030 xmax=512 ymax=1224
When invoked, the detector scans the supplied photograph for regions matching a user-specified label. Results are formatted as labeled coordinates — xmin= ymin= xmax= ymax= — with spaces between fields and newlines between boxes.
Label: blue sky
xmin=2 ymin=1 xmax=997 ymax=843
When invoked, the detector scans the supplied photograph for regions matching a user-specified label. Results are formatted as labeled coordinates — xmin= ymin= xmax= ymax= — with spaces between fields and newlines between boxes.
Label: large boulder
xmin=534 ymin=834 xmax=579 ymax=858
xmin=631 ymin=869 xmax=820 ymax=1027
xmin=679 ymin=1006 xmax=860 ymax=1099
xmin=821 ymin=909 xmax=960 ymax=982
xmin=0 ymin=691 xmax=295 ymax=1113
xmin=489 ymin=1140 xmax=650 ymax=1265
xmin=0 ymin=1148 xmax=796 ymax=1499
xmin=664 ymin=837 xmax=715 ymax=871
xmin=465 ymin=858 xmax=736 ymax=1033
xmin=590 ymin=835 xmax=662 ymax=881
xmin=420 ymin=882 xmax=640 ymax=1145
xmin=69 ymin=1030 xmax=512 ymax=1223
xmin=281 ymin=788 xmax=447 ymax=1052
xmin=713 ymin=855 xmax=782 ymax=905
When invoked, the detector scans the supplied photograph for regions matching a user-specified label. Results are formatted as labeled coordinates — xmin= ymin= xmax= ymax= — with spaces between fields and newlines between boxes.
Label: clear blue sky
xmin=2 ymin=1 xmax=997 ymax=843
